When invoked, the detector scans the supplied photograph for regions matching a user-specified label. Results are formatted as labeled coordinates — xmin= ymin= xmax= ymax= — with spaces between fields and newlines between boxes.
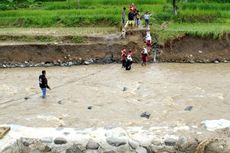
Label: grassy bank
xmin=0 ymin=23 xmax=229 ymax=44
xmin=153 ymin=23 xmax=230 ymax=44
xmin=0 ymin=27 xmax=118 ymax=43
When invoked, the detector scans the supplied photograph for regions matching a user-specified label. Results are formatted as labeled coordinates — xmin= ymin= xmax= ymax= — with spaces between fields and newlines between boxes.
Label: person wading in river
xmin=126 ymin=49 xmax=134 ymax=70
xmin=39 ymin=70 xmax=51 ymax=98
xmin=121 ymin=48 xmax=127 ymax=68
xmin=141 ymin=46 xmax=148 ymax=66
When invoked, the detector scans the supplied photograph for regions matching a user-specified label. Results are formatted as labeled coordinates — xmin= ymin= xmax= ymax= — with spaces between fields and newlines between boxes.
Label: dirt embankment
xmin=160 ymin=33 xmax=230 ymax=63
xmin=0 ymin=30 xmax=229 ymax=67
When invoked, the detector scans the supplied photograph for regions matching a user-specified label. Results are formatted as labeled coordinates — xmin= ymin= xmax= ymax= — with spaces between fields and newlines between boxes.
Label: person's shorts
xmin=142 ymin=54 xmax=148 ymax=62
xmin=128 ymin=20 xmax=135 ymax=26
xmin=146 ymin=40 xmax=151 ymax=47
xmin=145 ymin=19 xmax=149 ymax=25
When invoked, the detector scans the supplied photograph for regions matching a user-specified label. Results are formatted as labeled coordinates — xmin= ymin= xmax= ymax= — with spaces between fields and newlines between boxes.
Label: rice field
xmin=0 ymin=0 xmax=229 ymax=40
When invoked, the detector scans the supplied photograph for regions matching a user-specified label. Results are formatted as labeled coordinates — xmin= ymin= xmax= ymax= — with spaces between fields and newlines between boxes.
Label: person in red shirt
xmin=129 ymin=3 xmax=136 ymax=13
xmin=121 ymin=48 xmax=127 ymax=68
xmin=141 ymin=46 xmax=148 ymax=66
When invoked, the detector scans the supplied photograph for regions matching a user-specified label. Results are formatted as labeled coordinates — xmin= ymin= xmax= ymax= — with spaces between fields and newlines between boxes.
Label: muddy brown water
xmin=0 ymin=64 xmax=229 ymax=128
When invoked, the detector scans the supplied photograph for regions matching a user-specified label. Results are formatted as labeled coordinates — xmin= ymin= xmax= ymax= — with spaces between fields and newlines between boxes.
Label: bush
xmin=180 ymin=3 xmax=230 ymax=10
xmin=72 ymin=36 xmax=84 ymax=43
xmin=154 ymin=12 xmax=172 ymax=22
xmin=0 ymin=4 xmax=9 ymax=11
xmin=174 ymin=9 xmax=223 ymax=23
xmin=153 ymin=4 xmax=172 ymax=22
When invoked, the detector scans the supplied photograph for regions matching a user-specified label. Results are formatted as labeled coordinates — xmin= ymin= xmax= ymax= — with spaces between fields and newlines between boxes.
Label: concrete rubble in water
xmin=0 ymin=121 xmax=230 ymax=153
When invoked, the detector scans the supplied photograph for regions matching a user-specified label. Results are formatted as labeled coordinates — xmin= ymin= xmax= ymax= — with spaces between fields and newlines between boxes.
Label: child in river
xmin=141 ymin=46 xmax=148 ymax=66
xmin=121 ymin=49 xmax=127 ymax=68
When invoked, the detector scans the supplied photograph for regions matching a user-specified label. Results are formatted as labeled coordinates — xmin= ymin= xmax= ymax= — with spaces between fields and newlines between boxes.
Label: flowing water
xmin=0 ymin=64 xmax=229 ymax=128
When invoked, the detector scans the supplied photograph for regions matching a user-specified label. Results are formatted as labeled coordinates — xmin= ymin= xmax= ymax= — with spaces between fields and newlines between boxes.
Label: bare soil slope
xmin=0 ymin=31 xmax=229 ymax=66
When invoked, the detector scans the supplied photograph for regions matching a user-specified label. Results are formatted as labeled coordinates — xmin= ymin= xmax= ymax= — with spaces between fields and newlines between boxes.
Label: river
xmin=0 ymin=63 xmax=229 ymax=128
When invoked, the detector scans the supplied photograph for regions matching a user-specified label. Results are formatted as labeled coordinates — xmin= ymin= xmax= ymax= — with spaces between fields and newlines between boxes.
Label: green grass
xmin=0 ymin=0 xmax=229 ymax=27
xmin=0 ymin=27 xmax=118 ymax=43
xmin=65 ymin=0 xmax=166 ymax=6
xmin=0 ymin=27 xmax=118 ymax=36
xmin=180 ymin=2 xmax=230 ymax=11
xmin=152 ymin=22 xmax=230 ymax=44
xmin=175 ymin=9 xmax=230 ymax=23
xmin=0 ymin=0 xmax=229 ymax=42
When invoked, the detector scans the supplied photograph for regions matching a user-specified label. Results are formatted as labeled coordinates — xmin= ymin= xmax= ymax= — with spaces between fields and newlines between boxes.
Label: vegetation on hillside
xmin=0 ymin=0 xmax=229 ymax=40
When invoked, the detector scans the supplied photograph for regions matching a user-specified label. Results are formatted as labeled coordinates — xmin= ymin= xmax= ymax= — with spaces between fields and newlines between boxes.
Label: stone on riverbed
xmin=54 ymin=137 xmax=67 ymax=145
xmin=128 ymin=139 xmax=140 ymax=149
xmin=140 ymin=112 xmax=151 ymax=119
xmin=106 ymin=137 xmax=127 ymax=147
xmin=84 ymin=59 xmax=94 ymax=65
xmin=122 ymin=87 xmax=127 ymax=91
xmin=136 ymin=147 xmax=147 ymax=153
xmin=214 ymin=60 xmax=219 ymax=64
xmin=164 ymin=138 xmax=177 ymax=146
xmin=176 ymin=136 xmax=198 ymax=152
xmin=88 ymin=106 xmax=93 ymax=110
xmin=66 ymin=144 xmax=83 ymax=153
xmin=184 ymin=106 xmax=193 ymax=111
xmin=105 ymin=128 xmax=128 ymax=147
xmin=24 ymin=97 xmax=30 ymax=100
xmin=86 ymin=139 xmax=100 ymax=150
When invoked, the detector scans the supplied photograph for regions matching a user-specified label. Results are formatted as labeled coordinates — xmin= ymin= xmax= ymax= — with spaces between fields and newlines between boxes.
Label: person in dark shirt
xmin=121 ymin=7 xmax=126 ymax=27
xmin=128 ymin=11 xmax=135 ymax=27
xmin=39 ymin=70 xmax=51 ymax=98
xmin=128 ymin=11 xmax=135 ymax=21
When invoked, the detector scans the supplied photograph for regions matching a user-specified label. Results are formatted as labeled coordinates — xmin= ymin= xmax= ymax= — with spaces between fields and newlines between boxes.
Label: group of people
xmin=121 ymin=27 xmax=153 ymax=69
xmin=121 ymin=49 xmax=134 ymax=70
xmin=39 ymin=3 xmax=154 ymax=98
xmin=122 ymin=3 xmax=152 ymax=28
xmin=121 ymin=44 xmax=150 ymax=70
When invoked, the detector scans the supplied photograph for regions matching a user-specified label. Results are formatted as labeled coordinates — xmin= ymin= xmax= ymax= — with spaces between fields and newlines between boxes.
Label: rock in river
xmin=54 ymin=137 xmax=67 ymax=145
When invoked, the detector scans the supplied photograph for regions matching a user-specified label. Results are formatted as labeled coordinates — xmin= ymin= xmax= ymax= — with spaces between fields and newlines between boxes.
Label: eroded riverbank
xmin=0 ymin=32 xmax=229 ymax=67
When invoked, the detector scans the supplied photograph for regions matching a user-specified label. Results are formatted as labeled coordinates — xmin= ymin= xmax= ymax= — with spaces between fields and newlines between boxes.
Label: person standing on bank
xmin=39 ymin=70 xmax=51 ymax=98
xmin=144 ymin=12 xmax=151 ymax=28
xmin=121 ymin=7 xmax=126 ymax=28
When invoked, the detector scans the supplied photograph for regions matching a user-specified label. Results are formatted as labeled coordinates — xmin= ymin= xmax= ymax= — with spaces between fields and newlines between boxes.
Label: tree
xmin=172 ymin=0 xmax=177 ymax=16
